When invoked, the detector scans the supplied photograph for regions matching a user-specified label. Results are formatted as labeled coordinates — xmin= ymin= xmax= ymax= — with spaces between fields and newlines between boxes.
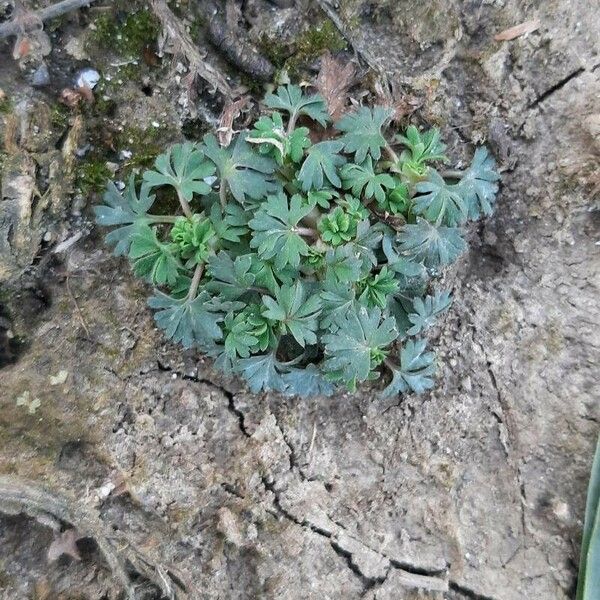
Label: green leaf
xmin=335 ymin=106 xmax=392 ymax=163
xmin=262 ymin=281 xmax=322 ymax=347
xmin=298 ymin=140 xmax=346 ymax=192
xmin=414 ymin=170 xmax=467 ymax=226
xmin=265 ymin=84 xmax=330 ymax=127
xmin=206 ymin=252 xmax=256 ymax=299
xmin=382 ymin=234 xmax=427 ymax=279
xmin=208 ymin=202 xmax=249 ymax=244
xmin=320 ymin=278 xmax=357 ymax=331
xmin=306 ymin=189 xmax=335 ymax=209
xmin=381 ymin=182 xmax=410 ymax=214
xmin=129 ymin=225 xmax=181 ymax=286
xmin=318 ymin=206 xmax=358 ymax=246
xmin=398 ymin=219 xmax=466 ymax=268
xmin=248 ymin=112 xmax=311 ymax=164
xmin=249 ymin=192 xmax=313 ymax=270
xmin=406 ymin=291 xmax=452 ymax=335
xmin=94 ymin=177 xmax=155 ymax=256
xmin=350 ymin=219 xmax=384 ymax=268
xmin=223 ymin=305 xmax=274 ymax=358
xmin=170 ymin=214 xmax=216 ymax=267
xmin=235 ymin=352 xmax=288 ymax=393
xmin=456 ymin=147 xmax=500 ymax=219
xmin=148 ymin=291 xmax=223 ymax=349
xmin=397 ymin=126 xmax=446 ymax=179
xmin=143 ymin=142 xmax=215 ymax=201
xmin=358 ymin=266 xmax=399 ymax=309
xmin=281 ymin=364 xmax=335 ymax=397
xmin=577 ymin=436 xmax=600 ymax=600
xmin=324 ymin=245 xmax=362 ymax=283
xmin=381 ymin=339 xmax=436 ymax=397
xmin=322 ymin=306 xmax=398 ymax=389
xmin=341 ymin=157 xmax=395 ymax=204
xmin=202 ymin=133 xmax=276 ymax=204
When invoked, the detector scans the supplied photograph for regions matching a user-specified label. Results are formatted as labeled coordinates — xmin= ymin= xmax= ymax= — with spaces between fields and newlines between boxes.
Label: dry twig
xmin=0 ymin=475 xmax=187 ymax=599
xmin=150 ymin=0 xmax=232 ymax=98
xmin=0 ymin=0 xmax=102 ymax=40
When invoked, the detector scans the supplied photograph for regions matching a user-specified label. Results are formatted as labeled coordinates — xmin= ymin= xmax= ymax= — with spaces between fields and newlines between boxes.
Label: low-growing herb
xmin=96 ymin=84 xmax=500 ymax=397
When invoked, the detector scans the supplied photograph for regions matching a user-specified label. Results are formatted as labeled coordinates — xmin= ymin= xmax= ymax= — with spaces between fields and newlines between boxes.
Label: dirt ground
xmin=0 ymin=0 xmax=599 ymax=599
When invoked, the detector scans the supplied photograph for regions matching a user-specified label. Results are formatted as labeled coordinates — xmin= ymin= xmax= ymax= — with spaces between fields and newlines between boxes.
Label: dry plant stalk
xmin=150 ymin=0 xmax=232 ymax=98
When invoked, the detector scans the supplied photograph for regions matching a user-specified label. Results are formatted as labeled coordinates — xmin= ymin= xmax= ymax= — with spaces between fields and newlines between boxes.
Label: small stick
xmin=66 ymin=276 xmax=91 ymax=337
xmin=187 ymin=263 xmax=204 ymax=301
xmin=0 ymin=0 xmax=102 ymax=40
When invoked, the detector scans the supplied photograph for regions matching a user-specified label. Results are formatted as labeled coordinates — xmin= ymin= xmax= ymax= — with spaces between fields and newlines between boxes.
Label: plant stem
xmin=287 ymin=111 xmax=298 ymax=135
xmin=219 ymin=180 xmax=227 ymax=209
xmin=176 ymin=190 xmax=193 ymax=219
xmin=441 ymin=169 xmax=464 ymax=179
xmin=384 ymin=142 xmax=399 ymax=164
xmin=148 ymin=215 xmax=179 ymax=224
xmin=384 ymin=357 xmax=399 ymax=372
xmin=187 ymin=263 xmax=204 ymax=300
xmin=294 ymin=226 xmax=318 ymax=238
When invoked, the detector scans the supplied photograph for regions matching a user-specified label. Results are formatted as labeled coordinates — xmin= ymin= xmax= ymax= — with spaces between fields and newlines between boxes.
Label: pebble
xmin=75 ymin=68 xmax=100 ymax=90
xmin=32 ymin=63 xmax=50 ymax=87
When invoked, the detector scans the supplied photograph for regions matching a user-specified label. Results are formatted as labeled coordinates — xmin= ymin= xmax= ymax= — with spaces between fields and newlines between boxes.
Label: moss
xmin=76 ymin=159 xmax=112 ymax=195
xmin=0 ymin=95 xmax=11 ymax=114
xmin=90 ymin=9 xmax=160 ymax=57
xmin=116 ymin=125 xmax=163 ymax=173
xmin=257 ymin=34 xmax=291 ymax=71
xmin=294 ymin=21 xmax=346 ymax=62
xmin=263 ymin=20 xmax=347 ymax=76
xmin=50 ymin=103 xmax=70 ymax=130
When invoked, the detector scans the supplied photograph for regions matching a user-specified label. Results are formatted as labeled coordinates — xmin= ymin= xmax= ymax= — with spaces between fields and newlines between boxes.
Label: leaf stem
xmin=148 ymin=215 xmax=179 ymax=224
xmin=384 ymin=357 xmax=399 ymax=372
xmin=219 ymin=180 xmax=227 ymax=209
xmin=176 ymin=190 xmax=193 ymax=219
xmin=287 ymin=111 xmax=298 ymax=134
xmin=187 ymin=263 xmax=204 ymax=300
xmin=384 ymin=142 xmax=400 ymax=164
xmin=441 ymin=169 xmax=464 ymax=179
xmin=294 ymin=226 xmax=318 ymax=238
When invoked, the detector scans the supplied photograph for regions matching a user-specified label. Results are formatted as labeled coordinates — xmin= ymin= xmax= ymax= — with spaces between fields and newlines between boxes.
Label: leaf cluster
xmin=96 ymin=84 xmax=500 ymax=398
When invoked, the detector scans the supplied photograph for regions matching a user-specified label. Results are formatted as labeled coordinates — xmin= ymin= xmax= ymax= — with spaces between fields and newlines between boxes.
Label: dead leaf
xmin=374 ymin=79 xmax=422 ymax=123
xmin=494 ymin=19 xmax=540 ymax=41
xmin=315 ymin=51 xmax=356 ymax=121
xmin=218 ymin=96 xmax=250 ymax=147
xmin=47 ymin=529 xmax=82 ymax=563
xmin=12 ymin=36 xmax=32 ymax=60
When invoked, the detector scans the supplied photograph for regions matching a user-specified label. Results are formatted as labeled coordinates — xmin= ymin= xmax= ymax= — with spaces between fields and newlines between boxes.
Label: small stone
xmin=75 ymin=68 xmax=100 ymax=90
xmin=119 ymin=149 xmax=132 ymax=160
xmin=50 ymin=370 xmax=69 ymax=385
xmin=32 ymin=63 xmax=50 ymax=87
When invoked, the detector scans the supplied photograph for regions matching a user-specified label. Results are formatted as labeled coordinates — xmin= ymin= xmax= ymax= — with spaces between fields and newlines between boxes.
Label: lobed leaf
xmin=249 ymin=192 xmax=313 ymax=270
xmin=298 ymin=140 xmax=346 ymax=192
xmin=94 ymin=177 xmax=155 ymax=256
xmin=398 ymin=219 xmax=466 ymax=268
xmin=129 ymin=225 xmax=181 ymax=286
xmin=456 ymin=147 xmax=501 ymax=219
xmin=335 ymin=106 xmax=392 ymax=163
xmin=414 ymin=170 xmax=467 ymax=226
xmin=262 ymin=281 xmax=322 ymax=347
xmin=203 ymin=133 xmax=276 ymax=204
xmin=406 ymin=291 xmax=452 ymax=335
xmin=143 ymin=142 xmax=215 ymax=201
xmin=265 ymin=84 xmax=330 ymax=127
xmin=381 ymin=339 xmax=436 ymax=397
xmin=148 ymin=291 xmax=223 ymax=349
xmin=323 ymin=306 xmax=398 ymax=389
